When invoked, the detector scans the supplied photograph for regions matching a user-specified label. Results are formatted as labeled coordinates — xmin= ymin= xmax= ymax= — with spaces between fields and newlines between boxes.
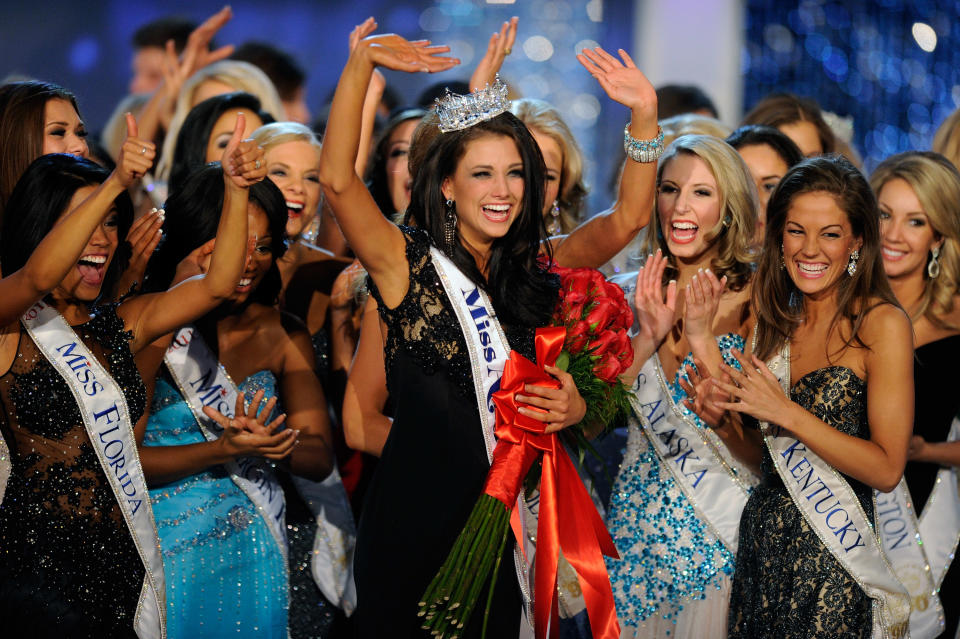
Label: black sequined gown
xmin=905 ymin=335 xmax=960 ymax=638
xmin=355 ymin=229 xmax=526 ymax=638
xmin=0 ymin=306 xmax=146 ymax=638
xmin=729 ymin=367 xmax=873 ymax=639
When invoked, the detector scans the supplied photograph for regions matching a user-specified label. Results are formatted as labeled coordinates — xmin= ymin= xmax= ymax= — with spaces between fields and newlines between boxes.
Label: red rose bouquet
xmin=418 ymin=265 xmax=634 ymax=639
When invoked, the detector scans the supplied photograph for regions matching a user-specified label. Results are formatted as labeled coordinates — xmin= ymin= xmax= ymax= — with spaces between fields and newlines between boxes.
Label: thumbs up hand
xmin=116 ymin=112 xmax=156 ymax=187
xmin=221 ymin=112 xmax=266 ymax=190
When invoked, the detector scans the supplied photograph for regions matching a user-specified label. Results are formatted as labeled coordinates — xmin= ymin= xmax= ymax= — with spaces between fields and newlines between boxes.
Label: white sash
xmin=291 ymin=468 xmax=358 ymax=615
xmin=918 ymin=418 xmax=960 ymax=590
xmin=761 ymin=343 xmax=911 ymax=639
xmin=630 ymin=354 xmax=752 ymax=554
xmin=22 ymin=300 xmax=165 ymax=639
xmin=164 ymin=326 xmax=287 ymax=560
xmin=876 ymin=480 xmax=943 ymax=638
xmin=430 ymin=247 xmax=535 ymax=629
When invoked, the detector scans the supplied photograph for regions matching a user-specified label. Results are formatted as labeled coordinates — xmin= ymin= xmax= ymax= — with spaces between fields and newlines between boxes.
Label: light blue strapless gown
xmin=145 ymin=370 xmax=288 ymax=638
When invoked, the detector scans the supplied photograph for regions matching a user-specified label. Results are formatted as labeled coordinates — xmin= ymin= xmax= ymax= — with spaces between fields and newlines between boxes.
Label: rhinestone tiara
xmin=435 ymin=75 xmax=510 ymax=133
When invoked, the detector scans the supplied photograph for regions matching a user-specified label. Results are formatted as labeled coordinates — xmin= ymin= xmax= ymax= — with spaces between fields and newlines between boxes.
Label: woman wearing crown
xmin=319 ymin=27 xmax=661 ymax=638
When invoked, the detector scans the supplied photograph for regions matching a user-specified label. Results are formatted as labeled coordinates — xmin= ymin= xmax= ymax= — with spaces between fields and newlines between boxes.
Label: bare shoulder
xmin=860 ymin=300 xmax=912 ymax=350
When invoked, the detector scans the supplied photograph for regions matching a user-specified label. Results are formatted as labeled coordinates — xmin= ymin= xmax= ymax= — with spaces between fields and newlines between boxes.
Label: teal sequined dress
xmin=145 ymin=369 xmax=288 ymax=638
xmin=606 ymin=334 xmax=754 ymax=636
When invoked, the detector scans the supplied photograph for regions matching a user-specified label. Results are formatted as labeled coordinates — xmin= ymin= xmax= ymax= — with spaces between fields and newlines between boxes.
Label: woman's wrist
xmin=628 ymin=106 xmax=659 ymax=139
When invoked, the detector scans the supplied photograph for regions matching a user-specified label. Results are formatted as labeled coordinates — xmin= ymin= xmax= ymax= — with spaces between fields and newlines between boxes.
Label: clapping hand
xmin=677 ymin=358 xmax=728 ymax=428
xmin=203 ymin=389 xmax=298 ymax=461
xmin=711 ymin=351 xmax=795 ymax=427
xmin=635 ymin=249 xmax=678 ymax=346
xmin=221 ymin=112 xmax=266 ymax=189
xmin=470 ymin=17 xmax=518 ymax=91
xmin=683 ymin=268 xmax=727 ymax=342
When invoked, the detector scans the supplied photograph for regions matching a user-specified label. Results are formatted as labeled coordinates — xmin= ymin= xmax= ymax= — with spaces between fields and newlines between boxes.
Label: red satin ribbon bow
xmin=484 ymin=326 xmax=620 ymax=639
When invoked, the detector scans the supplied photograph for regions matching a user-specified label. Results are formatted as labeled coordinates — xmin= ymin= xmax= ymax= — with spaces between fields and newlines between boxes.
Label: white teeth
xmin=673 ymin=222 xmax=697 ymax=230
xmin=79 ymin=255 xmax=106 ymax=264
xmin=797 ymin=263 xmax=827 ymax=273
xmin=483 ymin=204 xmax=510 ymax=212
xmin=238 ymin=278 xmax=252 ymax=286
xmin=286 ymin=201 xmax=303 ymax=210
xmin=882 ymin=248 xmax=906 ymax=258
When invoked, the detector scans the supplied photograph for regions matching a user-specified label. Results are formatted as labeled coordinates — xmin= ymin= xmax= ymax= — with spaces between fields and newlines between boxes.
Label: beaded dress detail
xmin=0 ymin=305 xmax=146 ymax=637
xmin=146 ymin=368 xmax=289 ymax=638
xmin=729 ymin=367 xmax=873 ymax=638
xmin=606 ymin=333 xmax=748 ymax=637
xmin=355 ymin=228 xmax=530 ymax=638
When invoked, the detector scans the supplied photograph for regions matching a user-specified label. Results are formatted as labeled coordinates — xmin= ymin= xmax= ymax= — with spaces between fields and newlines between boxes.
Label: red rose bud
xmin=566 ymin=320 xmax=590 ymax=351
xmin=586 ymin=297 xmax=618 ymax=331
xmin=587 ymin=329 xmax=619 ymax=358
xmin=594 ymin=352 xmax=622 ymax=382
xmin=569 ymin=273 xmax=595 ymax=297
xmin=611 ymin=330 xmax=634 ymax=370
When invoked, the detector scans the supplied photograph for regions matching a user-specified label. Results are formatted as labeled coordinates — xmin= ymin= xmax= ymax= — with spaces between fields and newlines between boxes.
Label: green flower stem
xmin=481 ymin=516 xmax=512 ymax=637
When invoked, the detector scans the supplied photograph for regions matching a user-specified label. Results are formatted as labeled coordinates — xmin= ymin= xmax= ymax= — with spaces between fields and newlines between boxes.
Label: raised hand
xmin=116 ymin=113 xmax=156 ymax=187
xmin=516 ymin=365 xmax=587 ymax=434
xmin=635 ymin=249 xmax=678 ymax=345
xmin=114 ymin=207 xmax=164 ymax=295
xmin=470 ymin=16 xmax=518 ymax=91
xmin=683 ymin=267 xmax=727 ymax=342
xmin=202 ymin=389 xmax=298 ymax=461
xmin=156 ymin=6 xmax=234 ymax=127
xmin=350 ymin=16 xmax=378 ymax=52
xmin=577 ymin=46 xmax=656 ymax=115
xmin=221 ymin=112 xmax=266 ymax=189
xmin=361 ymin=33 xmax=460 ymax=74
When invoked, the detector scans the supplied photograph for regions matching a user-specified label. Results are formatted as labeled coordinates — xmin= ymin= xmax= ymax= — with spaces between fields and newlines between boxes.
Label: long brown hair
xmin=752 ymin=155 xmax=901 ymax=361
xmin=0 ymin=81 xmax=82 ymax=223
xmin=743 ymin=92 xmax=836 ymax=155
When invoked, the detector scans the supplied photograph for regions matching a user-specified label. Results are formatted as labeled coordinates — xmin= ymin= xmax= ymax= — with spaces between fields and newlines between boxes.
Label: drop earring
xmin=444 ymin=199 xmax=457 ymax=252
xmin=547 ymin=200 xmax=561 ymax=235
xmin=847 ymin=249 xmax=859 ymax=276
xmin=928 ymin=245 xmax=941 ymax=279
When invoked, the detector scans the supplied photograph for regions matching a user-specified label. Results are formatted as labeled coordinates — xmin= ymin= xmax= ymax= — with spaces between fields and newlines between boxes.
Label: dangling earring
xmin=847 ymin=249 xmax=860 ymax=276
xmin=779 ymin=244 xmax=785 ymax=271
xmin=547 ymin=200 xmax=561 ymax=235
xmin=928 ymin=245 xmax=942 ymax=279
xmin=444 ymin=199 xmax=457 ymax=252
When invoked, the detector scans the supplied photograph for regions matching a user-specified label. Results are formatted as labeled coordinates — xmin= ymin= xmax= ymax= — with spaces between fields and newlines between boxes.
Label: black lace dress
xmin=0 ymin=305 xmax=146 ymax=638
xmin=354 ymin=229 xmax=527 ymax=638
xmin=729 ymin=367 xmax=873 ymax=639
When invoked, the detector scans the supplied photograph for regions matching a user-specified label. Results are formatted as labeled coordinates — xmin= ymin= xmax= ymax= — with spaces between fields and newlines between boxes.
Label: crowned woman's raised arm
xmin=318 ymin=27 xmax=458 ymax=309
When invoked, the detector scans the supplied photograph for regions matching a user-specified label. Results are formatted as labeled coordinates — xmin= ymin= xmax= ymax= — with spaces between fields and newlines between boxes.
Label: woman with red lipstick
xmin=871 ymin=151 xmax=960 ymax=637
xmin=605 ymin=134 xmax=761 ymax=638
xmin=138 ymin=162 xmax=335 ymax=637
xmin=0 ymin=113 xmax=261 ymax=636
xmin=694 ymin=156 xmax=914 ymax=638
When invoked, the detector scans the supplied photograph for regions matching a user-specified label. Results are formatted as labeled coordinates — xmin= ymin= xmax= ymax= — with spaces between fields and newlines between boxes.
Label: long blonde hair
xmin=870 ymin=151 xmax=960 ymax=328
xmin=933 ymin=108 xmax=960 ymax=172
xmin=642 ymin=134 xmax=758 ymax=291
xmin=156 ymin=61 xmax=284 ymax=184
xmin=511 ymin=98 xmax=587 ymax=233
